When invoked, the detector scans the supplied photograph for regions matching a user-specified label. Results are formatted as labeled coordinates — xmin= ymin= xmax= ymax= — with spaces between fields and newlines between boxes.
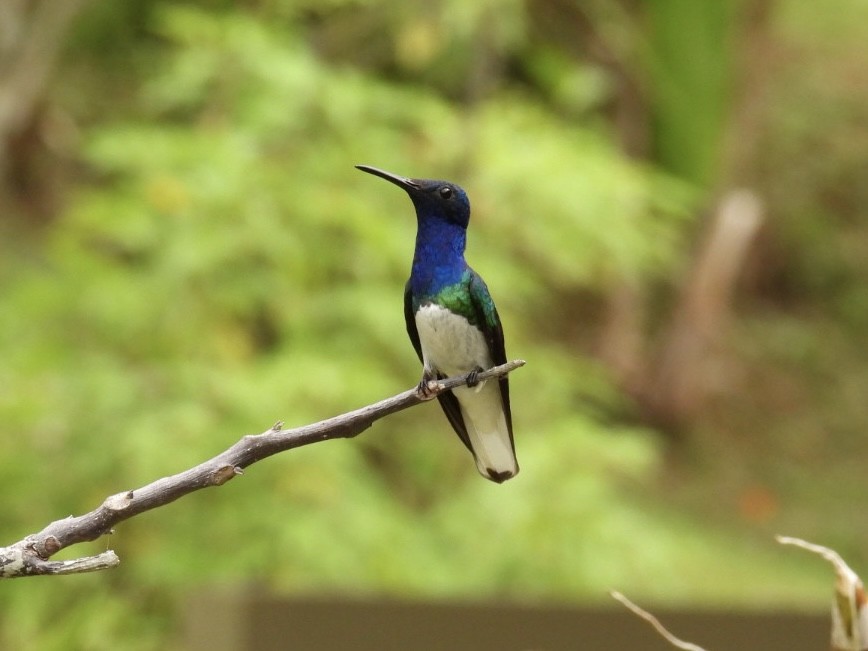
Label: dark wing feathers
xmin=403 ymin=280 xmax=423 ymax=362
xmin=467 ymin=271 xmax=514 ymax=442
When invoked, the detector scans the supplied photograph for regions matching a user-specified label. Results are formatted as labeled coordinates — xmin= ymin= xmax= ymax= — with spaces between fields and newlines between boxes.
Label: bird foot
xmin=416 ymin=371 xmax=440 ymax=400
xmin=465 ymin=366 xmax=484 ymax=389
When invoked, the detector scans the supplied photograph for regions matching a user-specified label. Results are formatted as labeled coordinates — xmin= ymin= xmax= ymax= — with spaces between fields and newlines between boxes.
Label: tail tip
xmin=485 ymin=467 xmax=518 ymax=484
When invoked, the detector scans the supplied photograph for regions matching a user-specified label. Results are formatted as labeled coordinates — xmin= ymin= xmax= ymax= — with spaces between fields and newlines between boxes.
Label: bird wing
xmin=404 ymin=280 xmax=474 ymax=453
xmin=403 ymin=279 xmax=423 ymax=362
xmin=467 ymin=269 xmax=514 ymax=441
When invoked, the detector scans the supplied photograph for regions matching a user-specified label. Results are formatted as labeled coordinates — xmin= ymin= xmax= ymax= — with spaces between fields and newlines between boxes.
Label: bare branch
xmin=0 ymin=547 xmax=119 ymax=578
xmin=611 ymin=591 xmax=710 ymax=651
xmin=0 ymin=360 xmax=525 ymax=579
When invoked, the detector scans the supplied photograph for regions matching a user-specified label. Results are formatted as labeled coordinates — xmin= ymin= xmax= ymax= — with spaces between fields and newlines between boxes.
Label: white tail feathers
xmin=453 ymin=382 xmax=518 ymax=483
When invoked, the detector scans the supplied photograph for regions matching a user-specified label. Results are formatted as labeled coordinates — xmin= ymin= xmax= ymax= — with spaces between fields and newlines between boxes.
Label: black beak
xmin=355 ymin=165 xmax=420 ymax=192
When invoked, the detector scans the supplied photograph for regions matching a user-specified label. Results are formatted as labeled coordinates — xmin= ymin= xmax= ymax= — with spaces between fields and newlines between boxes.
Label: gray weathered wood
xmin=0 ymin=360 xmax=525 ymax=579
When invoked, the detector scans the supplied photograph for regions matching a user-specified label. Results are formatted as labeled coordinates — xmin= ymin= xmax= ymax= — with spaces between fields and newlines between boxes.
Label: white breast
xmin=414 ymin=303 xmax=517 ymax=480
xmin=414 ymin=304 xmax=493 ymax=377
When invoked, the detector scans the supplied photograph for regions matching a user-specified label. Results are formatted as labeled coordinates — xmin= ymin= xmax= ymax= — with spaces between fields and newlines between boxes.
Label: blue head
xmin=357 ymin=164 xmax=472 ymax=297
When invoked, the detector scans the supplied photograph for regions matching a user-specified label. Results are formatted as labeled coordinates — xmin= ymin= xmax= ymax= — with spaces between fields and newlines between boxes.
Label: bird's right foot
xmin=416 ymin=370 xmax=439 ymax=400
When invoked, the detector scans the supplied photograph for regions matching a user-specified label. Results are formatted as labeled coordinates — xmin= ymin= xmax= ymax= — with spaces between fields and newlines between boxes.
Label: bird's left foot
xmin=465 ymin=366 xmax=484 ymax=388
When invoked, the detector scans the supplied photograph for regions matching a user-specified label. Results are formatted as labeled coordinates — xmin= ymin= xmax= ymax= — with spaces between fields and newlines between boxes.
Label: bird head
xmin=356 ymin=165 xmax=471 ymax=229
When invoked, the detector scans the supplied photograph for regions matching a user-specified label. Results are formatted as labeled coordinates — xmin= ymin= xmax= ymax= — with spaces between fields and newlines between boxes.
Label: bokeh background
xmin=2 ymin=0 xmax=867 ymax=648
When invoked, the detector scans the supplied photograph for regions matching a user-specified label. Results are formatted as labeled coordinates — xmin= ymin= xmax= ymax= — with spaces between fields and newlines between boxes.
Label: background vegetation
xmin=1 ymin=0 xmax=866 ymax=648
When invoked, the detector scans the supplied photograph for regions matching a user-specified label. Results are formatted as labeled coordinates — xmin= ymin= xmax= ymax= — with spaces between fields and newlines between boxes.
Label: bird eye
xmin=439 ymin=186 xmax=453 ymax=200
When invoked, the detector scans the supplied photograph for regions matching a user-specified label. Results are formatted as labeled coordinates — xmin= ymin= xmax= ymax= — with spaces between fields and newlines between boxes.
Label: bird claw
xmin=416 ymin=373 xmax=440 ymax=400
xmin=465 ymin=366 xmax=484 ymax=388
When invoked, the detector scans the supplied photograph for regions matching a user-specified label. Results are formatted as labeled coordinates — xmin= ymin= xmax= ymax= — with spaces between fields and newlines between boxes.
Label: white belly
xmin=414 ymin=304 xmax=492 ymax=376
xmin=414 ymin=304 xmax=517 ymax=480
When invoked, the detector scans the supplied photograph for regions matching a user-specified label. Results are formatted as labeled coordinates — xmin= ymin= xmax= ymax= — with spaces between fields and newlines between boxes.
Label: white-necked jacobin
xmin=356 ymin=165 xmax=518 ymax=483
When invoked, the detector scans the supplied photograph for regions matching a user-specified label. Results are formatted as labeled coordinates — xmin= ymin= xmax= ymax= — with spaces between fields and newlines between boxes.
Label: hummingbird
xmin=356 ymin=165 xmax=518 ymax=483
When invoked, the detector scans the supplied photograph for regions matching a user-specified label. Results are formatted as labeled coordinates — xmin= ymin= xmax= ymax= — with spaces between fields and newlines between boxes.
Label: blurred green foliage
xmin=646 ymin=0 xmax=738 ymax=186
xmin=2 ymin=0 xmax=862 ymax=648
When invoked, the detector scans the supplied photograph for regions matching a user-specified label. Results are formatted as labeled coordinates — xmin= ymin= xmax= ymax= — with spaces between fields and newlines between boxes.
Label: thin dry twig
xmin=611 ymin=591 xmax=710 ymax=651
xmin=778 ymin=535 xmax=868 ymax=651
xmin=776 ymin=535 xmax=850 ymax=568
xmin=0 ymin=360 xmax=525 ymax=579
